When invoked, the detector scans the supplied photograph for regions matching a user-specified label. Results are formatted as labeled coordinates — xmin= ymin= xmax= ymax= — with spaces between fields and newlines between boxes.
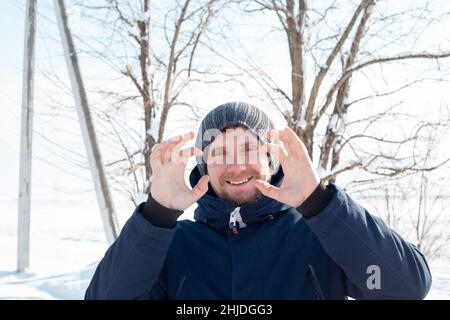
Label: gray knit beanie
xmin=195 ymin=101 xmax=279 ymax=176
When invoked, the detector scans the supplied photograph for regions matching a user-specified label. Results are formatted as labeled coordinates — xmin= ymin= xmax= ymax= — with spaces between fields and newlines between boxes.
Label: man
xmin=85 ymin=102 xmax=431 ymax=300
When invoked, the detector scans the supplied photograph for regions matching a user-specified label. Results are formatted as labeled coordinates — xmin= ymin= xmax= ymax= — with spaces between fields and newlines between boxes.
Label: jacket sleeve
xmin=302 ymin=183 xmax=432 ymax=300
xmin=84 ymin=203 xmax=176 ymax=300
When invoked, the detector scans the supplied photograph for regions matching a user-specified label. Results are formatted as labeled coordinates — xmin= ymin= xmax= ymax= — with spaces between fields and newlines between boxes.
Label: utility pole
xmin=53 ymin=0 xmax=119 ymax=244
xmin=17 ymin=0 xmax=37 ymax=273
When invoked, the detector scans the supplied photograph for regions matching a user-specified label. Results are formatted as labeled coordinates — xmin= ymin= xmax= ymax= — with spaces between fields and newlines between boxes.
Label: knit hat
xmin=195 ymin=101 xmax=279 ymax=176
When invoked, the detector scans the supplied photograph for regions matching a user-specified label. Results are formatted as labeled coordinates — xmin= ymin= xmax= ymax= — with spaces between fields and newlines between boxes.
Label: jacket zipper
xmin=307 ymin=265 xmax=324 ymax=300
xmin=229 ymin=207 xmax=246 ymax=236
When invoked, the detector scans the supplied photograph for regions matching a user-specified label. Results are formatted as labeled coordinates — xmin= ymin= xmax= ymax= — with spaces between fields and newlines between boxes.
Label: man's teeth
xmin=227 ymin=177 xmax=252 ymax=185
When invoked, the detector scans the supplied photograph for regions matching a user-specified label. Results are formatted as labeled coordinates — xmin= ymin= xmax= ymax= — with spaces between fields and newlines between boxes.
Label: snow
xmin=366 ymin=3 xmax=375 ymax=15
xmin=130 ymin=10 xmax=151 ymax=41
xmin=0 ymin=197 xmax=449 ymax=300
xmin=295 ymin=110 xmax=307 ymax=130
xmin=328 ymin=113 xmax=347 ymax=136
xmin=290 ymin=110 xmax=307 ymax=131
xmin=299 ymin=114 xmax=307 ymax=130
xmin=135 ymin=10 xmax=150 ymax=23
xmin=329 ymin=113 xmax=340 ymax=133
xmin=0 ymin=264 xmax=96 ymax=300
xmin=134 ymin=191 xmax=148 ymax=205
xmin=0 ymin=197 xmax=113 ymax=300
xmin=316 ymin=165 xmax=331 ymax=180
xmin=428 ymin=262 xmax=450 ymax=299
xmin=128 ymin=25 xmax=140 ymax=39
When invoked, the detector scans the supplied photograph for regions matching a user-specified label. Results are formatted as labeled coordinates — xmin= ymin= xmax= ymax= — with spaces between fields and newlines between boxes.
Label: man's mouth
xmin=225 ymin=176 xmax=253 ymax=185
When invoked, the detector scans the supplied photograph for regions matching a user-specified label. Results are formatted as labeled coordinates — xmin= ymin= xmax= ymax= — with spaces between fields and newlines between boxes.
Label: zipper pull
xmin=229 ymin=207 xmax=246 ymax=236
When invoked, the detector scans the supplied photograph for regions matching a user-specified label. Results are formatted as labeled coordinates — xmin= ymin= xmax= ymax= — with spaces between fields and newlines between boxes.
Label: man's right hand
xmin=150 ymin=131 xmax=209 ymax=211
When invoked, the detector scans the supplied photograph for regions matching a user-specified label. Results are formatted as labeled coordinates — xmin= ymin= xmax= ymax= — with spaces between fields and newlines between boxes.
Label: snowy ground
xmin=1 ymin=197 xmax=449 ymax=300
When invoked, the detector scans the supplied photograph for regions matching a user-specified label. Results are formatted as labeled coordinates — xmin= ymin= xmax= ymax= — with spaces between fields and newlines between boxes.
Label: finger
xmin=261 ymin=143 xmax=288 ymax=164
xmin=252 ymin=179 xmax=280 ymax=201
xmin=150 ymin=143 xmax=163 ymax=168
xmin=264 ymin=127 xmax=307 ymax=156
xmin=170 ymin=133 xmax=198 ymax=163
xmin=263 ymin=128 xmax=292 ymax=145
xmin=172 ymin=147 xmax=203 ymax=165
xmin=160 ymin=140 xmax=175 ymax=164
xmin=162 ymin=131 xmax=195 ymax=163
xmin=170 ymin=131 xmax=195 ymax=145
xmin=191 ymin=175 xmax=209 ymax=200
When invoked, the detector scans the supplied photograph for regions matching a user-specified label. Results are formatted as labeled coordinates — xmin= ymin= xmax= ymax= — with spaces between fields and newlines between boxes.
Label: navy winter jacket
xmin=85 ymin=167 xmax=432 ymax=300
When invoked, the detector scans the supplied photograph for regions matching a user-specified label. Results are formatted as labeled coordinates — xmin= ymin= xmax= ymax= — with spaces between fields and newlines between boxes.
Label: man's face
xmin=205 ymin=126 xmax=272 ymax=205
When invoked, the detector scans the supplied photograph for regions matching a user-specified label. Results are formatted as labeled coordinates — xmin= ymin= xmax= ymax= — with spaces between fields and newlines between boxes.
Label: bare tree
xmin=355 ymin=122 xmax=450 ymax=261
xmin=63 ymin=0 xmax=230 ymax=202
xmin=408 ymin=127 xmax=450 ymax=260
xmin=31 ymin=0 xmax=450 ymax=205
xmin=235 ymin=0 xmax=450 ymax=187
xmin=412 ymin=173 xmax=450 ymax=260
xmin=374 ymin=182 xmax=407 ymax=232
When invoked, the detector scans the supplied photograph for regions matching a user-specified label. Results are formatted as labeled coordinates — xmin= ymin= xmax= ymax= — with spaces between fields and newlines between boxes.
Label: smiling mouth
xmin=225 ymin=176 xmax=253 ymax=185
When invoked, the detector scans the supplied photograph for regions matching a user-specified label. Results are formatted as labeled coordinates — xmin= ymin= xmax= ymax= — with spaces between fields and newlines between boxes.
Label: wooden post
xmin=17 ymin=0 xmax=37 ymax=273
xmin=53 ymin=0 xmax=119 ymax=244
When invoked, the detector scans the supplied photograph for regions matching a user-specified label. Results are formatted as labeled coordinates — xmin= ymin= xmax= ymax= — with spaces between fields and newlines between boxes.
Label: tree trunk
xmin=320 ymin=0 xmax=374 ymax=181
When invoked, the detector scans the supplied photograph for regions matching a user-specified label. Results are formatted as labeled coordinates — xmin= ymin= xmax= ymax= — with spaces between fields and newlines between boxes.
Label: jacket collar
xmin=189 ymin=166 xmax=290 ymax=230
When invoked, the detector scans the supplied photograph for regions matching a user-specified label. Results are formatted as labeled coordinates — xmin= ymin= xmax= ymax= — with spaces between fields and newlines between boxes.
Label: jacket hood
xmin=189 ymin=166 xmax=291 ymax=230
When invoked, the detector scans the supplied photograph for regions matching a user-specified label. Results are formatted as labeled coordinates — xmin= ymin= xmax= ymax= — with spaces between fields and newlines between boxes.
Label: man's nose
xmin=224 ymin=149 xmax=245 ymax=165
xmin=226 ymin=163 xmax=247 ymax=175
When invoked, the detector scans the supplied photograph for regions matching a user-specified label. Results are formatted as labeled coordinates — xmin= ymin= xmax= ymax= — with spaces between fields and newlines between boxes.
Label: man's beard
xmin=221 ymin=187 xmax=264 ymax=206
xmin=219 ymin=169 xmax=271 ymax=205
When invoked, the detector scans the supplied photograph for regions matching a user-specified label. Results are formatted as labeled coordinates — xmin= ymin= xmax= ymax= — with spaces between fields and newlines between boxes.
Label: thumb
xmin=252 ymin=179 xmax=280 ymax=201
xmin=191 ymin=175 xmax=209 ymax=201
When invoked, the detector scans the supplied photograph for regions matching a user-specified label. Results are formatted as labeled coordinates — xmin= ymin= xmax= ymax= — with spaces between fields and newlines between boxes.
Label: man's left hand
xmin=252 ymin=127 xmax=320 ymax=208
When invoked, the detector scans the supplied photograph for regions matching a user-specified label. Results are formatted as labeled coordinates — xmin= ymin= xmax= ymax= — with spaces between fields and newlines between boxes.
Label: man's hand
xmin=252 ymin=127 xmax=320 ymax=208
xmin=150 ymin=132 xmax=209 ymax=211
